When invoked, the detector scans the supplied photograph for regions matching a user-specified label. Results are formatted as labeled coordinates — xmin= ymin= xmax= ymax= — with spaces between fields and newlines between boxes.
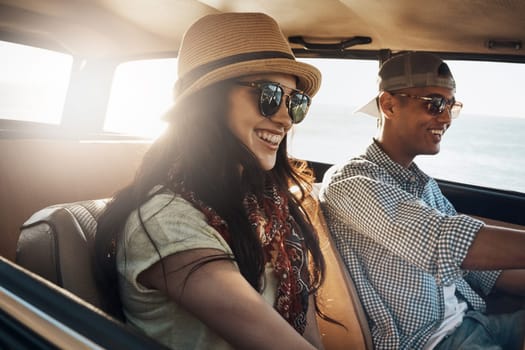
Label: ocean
xmin=289 ymin=104 xmax=525 ymax=194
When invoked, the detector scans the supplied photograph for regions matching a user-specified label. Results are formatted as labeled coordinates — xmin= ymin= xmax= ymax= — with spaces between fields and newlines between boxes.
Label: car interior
xmin=0 ymin=254 xmax=170 ymax=349
xmin=1 ymin=0 xmax=525 ymax=349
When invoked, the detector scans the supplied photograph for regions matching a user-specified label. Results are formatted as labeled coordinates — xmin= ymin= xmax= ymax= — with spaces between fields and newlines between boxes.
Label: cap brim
xmin=354 ymin=96 xmax=380 ymax=118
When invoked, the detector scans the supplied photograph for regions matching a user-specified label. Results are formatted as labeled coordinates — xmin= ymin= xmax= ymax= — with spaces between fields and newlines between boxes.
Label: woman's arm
xmin=138 ymin=248 xmax=318 ymax=350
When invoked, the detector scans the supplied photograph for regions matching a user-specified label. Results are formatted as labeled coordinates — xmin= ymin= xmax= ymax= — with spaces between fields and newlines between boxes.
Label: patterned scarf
xmin=179 ymin=184 xmax=310 ymax=334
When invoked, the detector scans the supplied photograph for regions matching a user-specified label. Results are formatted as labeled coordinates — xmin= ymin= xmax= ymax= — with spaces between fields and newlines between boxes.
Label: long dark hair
xmin=95 ymin=80 xmax=325 ymax=318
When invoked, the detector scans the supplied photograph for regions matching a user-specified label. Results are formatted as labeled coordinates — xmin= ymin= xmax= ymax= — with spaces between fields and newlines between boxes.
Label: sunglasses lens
xmin=427 ymin=97 xmax=447 ymax=115
xmin=259 ymin=84 xmax=283 ymax=116
xmin=450 ymin=103 xmax=462 ymax=119
xmin=244 ymin=82 xmax=311 ymax=124
xmin=428 ymin=96 xmax=462 ymax=119
xmin=288 ymin=93 xmax=310 ymax=124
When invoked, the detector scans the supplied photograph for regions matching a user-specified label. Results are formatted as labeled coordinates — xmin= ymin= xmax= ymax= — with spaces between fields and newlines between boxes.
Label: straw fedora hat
xmin=164 ymin=12 xmax=321 ymax=119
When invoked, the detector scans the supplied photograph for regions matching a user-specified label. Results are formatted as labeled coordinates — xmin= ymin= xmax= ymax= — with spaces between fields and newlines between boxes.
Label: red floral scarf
xmin=180 ymin=184 xmax=310 ymax=334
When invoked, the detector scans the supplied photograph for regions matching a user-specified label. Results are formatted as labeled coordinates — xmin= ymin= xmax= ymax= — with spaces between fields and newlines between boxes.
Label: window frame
xmin=0 ymin=256 xmax=170 ymax=350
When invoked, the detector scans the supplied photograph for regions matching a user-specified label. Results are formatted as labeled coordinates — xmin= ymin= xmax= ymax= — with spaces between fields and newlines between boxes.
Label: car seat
xmin=15 ymin=199 xmax=119 ymax=318
xmin=302 ymin=187 xmax=373 ymax=350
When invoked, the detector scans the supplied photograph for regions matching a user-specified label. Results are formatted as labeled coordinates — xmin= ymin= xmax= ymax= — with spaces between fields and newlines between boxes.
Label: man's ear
xmin=378 ymin=91 xmax=395 ymax=119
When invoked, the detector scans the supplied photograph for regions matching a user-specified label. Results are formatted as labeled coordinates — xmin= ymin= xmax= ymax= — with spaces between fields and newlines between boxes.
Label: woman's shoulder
xmin=150 ymin=189 xmax=200 ymax=215
xmin=122 ymin=187 xmax=232 ymax=255
xmin=125 ymin=188 xmax=210 ymax=235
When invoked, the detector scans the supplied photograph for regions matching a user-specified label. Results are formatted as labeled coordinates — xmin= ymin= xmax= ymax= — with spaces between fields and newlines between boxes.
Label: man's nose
xmin=436 ymin=106 xmax=453 ymax=123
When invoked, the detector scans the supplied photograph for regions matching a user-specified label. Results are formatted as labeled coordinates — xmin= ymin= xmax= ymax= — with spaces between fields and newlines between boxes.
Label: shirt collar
xmin=367 ymin=139 xmax=430 ymax=185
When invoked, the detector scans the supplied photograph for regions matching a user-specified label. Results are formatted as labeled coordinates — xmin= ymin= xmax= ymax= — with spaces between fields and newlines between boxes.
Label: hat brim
xmin=163 ymin=58 xmax=321 ymax=120
xmin=354 ymin=96 xmax=380 ymax=118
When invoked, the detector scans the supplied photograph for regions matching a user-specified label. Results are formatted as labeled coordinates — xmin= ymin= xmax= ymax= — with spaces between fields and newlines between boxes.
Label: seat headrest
xmin=16 ymin=199 xmax=115 ymax=316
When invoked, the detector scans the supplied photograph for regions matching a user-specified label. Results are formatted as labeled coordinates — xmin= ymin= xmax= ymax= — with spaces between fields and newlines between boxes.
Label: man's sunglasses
xmin=391 ymin=93 xmax=463 ymax=119
xmin=236 ymin=81 xmax=311 ymax=124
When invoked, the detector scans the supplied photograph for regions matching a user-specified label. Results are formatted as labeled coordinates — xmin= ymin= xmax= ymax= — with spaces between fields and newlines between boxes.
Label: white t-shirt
xmin=424 ymin=284 xmax=468 ymax=349
xmin=117 ymin=191 xmax=277 ymax=350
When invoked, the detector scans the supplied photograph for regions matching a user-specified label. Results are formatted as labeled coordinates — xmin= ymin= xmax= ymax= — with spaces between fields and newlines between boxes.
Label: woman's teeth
xmin=256 ymin=131 xmax=281 ymax=145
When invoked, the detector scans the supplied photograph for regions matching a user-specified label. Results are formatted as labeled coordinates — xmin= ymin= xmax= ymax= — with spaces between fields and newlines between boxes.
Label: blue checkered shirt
xmin=319 ymin=140 xmax=501 ymax=349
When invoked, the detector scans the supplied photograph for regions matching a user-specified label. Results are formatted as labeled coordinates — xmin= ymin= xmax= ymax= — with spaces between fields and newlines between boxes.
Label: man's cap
xmin=356 ymin=52 xmax=456 ymax=118
xmin=163 ymin=12 xmax=322 ymax=120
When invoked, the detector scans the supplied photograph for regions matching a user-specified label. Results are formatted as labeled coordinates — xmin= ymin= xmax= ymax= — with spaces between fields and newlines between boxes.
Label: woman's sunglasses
xmin=391 ymin=92 xmax=463 ymax=119
xmin=236 ymin=81 xmax=311 ymax=124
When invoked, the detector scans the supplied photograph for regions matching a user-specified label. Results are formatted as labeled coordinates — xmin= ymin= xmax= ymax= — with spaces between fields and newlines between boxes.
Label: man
xmin=319 ymin=51 xmax=525 ymax=349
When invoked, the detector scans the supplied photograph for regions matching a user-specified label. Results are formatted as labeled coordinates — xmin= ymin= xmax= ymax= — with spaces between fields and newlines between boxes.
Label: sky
xmin=301 ymin=58 xmax=525 ymax=120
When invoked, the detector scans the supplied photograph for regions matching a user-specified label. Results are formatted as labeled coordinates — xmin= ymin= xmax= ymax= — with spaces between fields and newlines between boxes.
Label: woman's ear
xmin=378 ymin=91 xmax=395 ymax=119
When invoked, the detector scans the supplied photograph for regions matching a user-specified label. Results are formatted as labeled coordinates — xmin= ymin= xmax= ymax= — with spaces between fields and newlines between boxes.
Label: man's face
xmin=386 ymin=86 xmax=456 ymax=165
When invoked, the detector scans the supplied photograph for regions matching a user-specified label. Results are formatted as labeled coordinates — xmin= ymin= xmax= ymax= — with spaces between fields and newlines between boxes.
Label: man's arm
xmin=462 ymin=224 xmax=525 ymax=271
xmin=494 ymin=269 xmax=525 ymax=296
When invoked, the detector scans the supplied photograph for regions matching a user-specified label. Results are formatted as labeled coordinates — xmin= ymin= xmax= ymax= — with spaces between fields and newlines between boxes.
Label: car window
xmin=102 ymin=56 xmax=525 ymax=194
xmin=104 ymin=58 xmax=177 ymax=138
xmin=418 ymin=60 xmax=525 ymax=194
xmin=289 ymin=58 xmax=378 ymax=164
xmin=292 ymin=58 xmax=525 ymax=194
xmin=0 ymin=40 xmax=72 ymax=124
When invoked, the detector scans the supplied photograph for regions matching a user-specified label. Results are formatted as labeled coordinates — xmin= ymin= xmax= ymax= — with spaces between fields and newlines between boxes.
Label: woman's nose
xmin=270 ymin=98 xmax=293 ymax=129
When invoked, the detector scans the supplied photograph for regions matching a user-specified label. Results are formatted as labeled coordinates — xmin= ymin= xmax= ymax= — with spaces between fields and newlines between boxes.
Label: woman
xmin=96 ymin=12 xmax=326 ymax=349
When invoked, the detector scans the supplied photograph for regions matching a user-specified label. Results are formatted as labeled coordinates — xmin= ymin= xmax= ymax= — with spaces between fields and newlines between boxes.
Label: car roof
xmin=1 ymin=0 xmax=524 ymax=60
